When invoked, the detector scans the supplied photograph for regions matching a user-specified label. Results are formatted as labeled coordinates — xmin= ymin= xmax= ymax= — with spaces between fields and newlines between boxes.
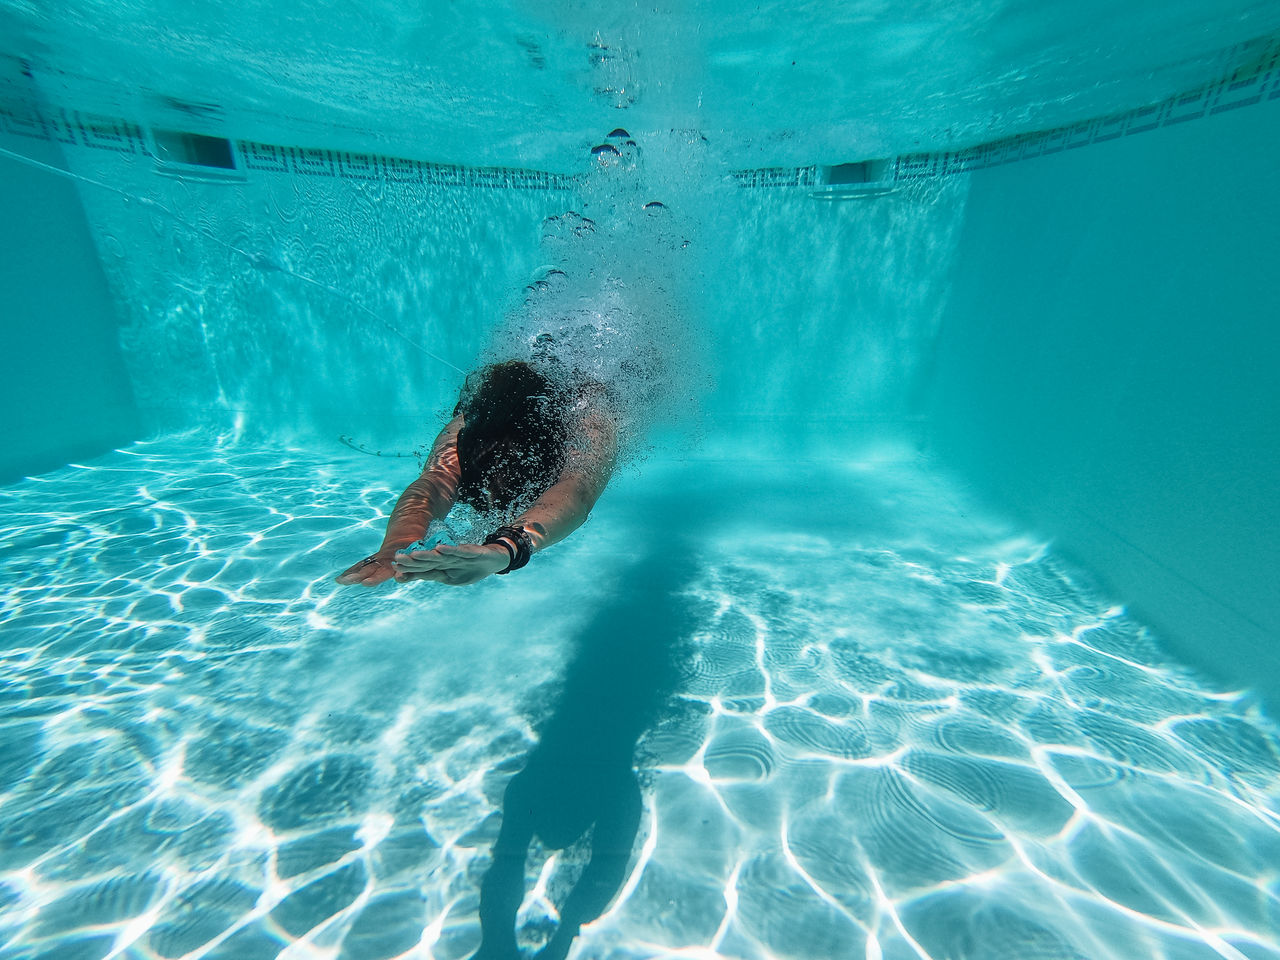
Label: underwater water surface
xmin=1 ymin=437 xmax=1278 ymax=960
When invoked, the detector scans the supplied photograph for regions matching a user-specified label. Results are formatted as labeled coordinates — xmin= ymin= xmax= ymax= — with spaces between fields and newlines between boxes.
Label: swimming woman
xmin=336 ymin=360 xmax=617 ymax=587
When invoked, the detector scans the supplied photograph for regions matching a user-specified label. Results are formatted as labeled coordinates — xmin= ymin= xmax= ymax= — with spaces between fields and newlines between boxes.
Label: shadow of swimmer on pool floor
xmin=469 ymin=551 xmax=695 ymax=960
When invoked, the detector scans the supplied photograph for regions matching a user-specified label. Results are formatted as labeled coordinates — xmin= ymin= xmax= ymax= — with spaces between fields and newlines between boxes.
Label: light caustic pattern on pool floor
xmin=1 ymin=437 xmax=1279 ymax=960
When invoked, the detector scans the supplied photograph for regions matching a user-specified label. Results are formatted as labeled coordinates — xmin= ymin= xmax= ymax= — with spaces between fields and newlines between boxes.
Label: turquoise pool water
xmin=3 ymin=442 xmax=1279 ymax=960
xmin=3 ymin=2 xmax=1280 ymax=958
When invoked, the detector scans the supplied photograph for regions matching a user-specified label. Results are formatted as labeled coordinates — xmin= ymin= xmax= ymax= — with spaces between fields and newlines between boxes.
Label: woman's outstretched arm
xmin=335 ymin=413 xmax=464 ymax=587
xmin=511 ymin=405 xmax=618 ymax=554
xmin=392 ymin=402 xmax=618 ymax=586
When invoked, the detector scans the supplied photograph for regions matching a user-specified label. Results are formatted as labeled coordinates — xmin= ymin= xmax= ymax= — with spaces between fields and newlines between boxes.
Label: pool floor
xmin=1 ymin=436 xmax=1279 ymax=960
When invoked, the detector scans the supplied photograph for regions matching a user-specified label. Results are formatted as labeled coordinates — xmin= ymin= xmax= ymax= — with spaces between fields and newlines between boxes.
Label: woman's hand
xmin=392 ymin=543 xmax=512 ymax=586
xmin=335 ymin=549 xmax=400 ymax=587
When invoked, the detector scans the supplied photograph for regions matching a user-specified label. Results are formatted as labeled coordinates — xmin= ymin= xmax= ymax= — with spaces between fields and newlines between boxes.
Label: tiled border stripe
xmin=4 ymin=29 xmax=1276 ymax=192
xmin=0 ymin=100 xmax=576 ymax=191
xmin=733 ymin=31 xmax=1280 ymax=187
xmin=237 ymin=142 xmax=574 ymax=190
xmin=894 ymin=34 xmax=1280 ymax=179
xmin=729 ymin=166 xmax=819 ymax=189
xmin=0 ymin=100 xmax=145 ymax=154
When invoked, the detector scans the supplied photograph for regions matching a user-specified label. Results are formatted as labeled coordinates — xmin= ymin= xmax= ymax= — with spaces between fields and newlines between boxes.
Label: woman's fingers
xmin=338 ymin=547 xmax=494 ymax=587
xmin=392 ymin=548 xmax=448 ymax=571
xmin=336 ymin=556 xmax=395 ymax=586
xmin=393 ymin=543 xmax=484 ymax=569
xmin=382 ymin=543 xmax=506 ymax=587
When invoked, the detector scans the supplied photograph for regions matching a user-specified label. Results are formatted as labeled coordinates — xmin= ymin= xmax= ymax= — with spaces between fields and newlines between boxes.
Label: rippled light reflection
xmin=1 ymin=437 xmax=1278 ymax=960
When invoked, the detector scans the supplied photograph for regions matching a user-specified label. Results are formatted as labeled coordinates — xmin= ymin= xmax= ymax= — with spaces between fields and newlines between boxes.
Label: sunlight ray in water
xmin=1 ymin=436 xmax=1278 ymax=960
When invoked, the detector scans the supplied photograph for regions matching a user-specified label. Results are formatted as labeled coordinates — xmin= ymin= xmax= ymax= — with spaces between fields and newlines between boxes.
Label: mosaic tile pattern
xmin=728 ymin=168 xmax=819 ymax=190
xmin=0 ymin=97 xmax=145 ymax=154
xmin=2 ymin=441 xmax=1279 ymax=960
xmin=236 ymin=143 xmax=575 ymax=191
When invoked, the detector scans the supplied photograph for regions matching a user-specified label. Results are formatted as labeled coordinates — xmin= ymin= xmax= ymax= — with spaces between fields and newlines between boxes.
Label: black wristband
xmin=487 ymin=537 xmax=516 ymax=572
xmin=484 ymin=525 xmax=533 ymax=574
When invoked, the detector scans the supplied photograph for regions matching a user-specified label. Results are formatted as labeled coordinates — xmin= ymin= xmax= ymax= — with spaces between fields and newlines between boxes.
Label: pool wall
xmin=0 ymin=115 xmax=967 ymax=463
xmin=0 ymin=125 xmax=140 ymax=483
xmin=670 ymin=177 xmax=968 ymax=462
xmin=926 ymin=95 xmax=1280 ymax=703
xmin=2 ymin=64 xmax=1276 ymax=708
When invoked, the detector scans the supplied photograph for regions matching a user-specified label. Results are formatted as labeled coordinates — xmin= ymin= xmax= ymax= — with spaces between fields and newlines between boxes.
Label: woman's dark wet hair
xmin=454 ymin=361 xmax=570 ymax=510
